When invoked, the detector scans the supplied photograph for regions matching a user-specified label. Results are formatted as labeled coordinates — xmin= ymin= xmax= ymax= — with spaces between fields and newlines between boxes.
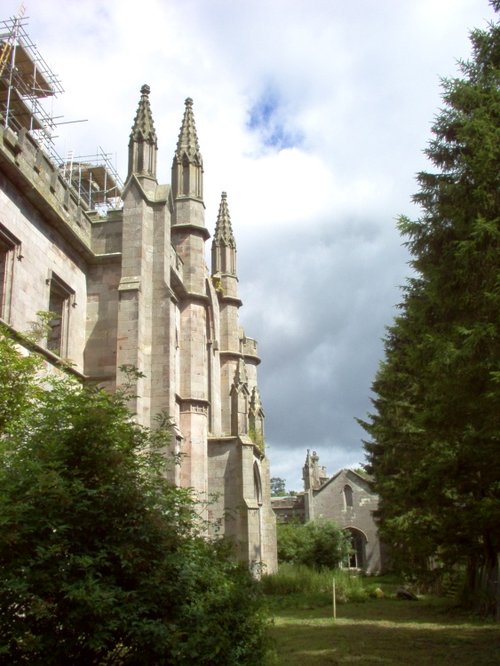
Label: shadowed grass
xmin=270 ymin=598 xmax=500 ymax=665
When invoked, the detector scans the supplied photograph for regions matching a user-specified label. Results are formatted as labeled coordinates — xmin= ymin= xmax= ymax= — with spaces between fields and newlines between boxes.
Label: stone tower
xmin=119 ymin=89 xmax=277 ymax=569
xmin=0 ymin=60 xmax=277 ymax=572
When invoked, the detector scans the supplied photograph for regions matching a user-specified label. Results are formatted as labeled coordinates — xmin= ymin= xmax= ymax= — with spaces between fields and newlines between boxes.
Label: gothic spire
xmin=131 ymin=84 xmax=157 ymax=142
xmin=127 ymin=84 xmax=158 ymax=180
xmin=172 ymin=98 xmax=204 ymax=200
xmin=212 ymin=191 xmax=237 ymax=276
xmin=214 ymin=192 xmax=235 ymax=248
xmin=175 ymin=97 xmax=202 ymax=165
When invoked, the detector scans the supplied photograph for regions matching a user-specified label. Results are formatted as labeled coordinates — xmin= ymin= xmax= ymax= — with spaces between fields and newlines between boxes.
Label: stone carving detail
xmin=303 ymin=449 xmax=329 ymax=491
xmin=128 ymin=84 xmax=158 ymax=179
xmin=172 ymin=98 xmax=203 ymax=200
xmin=179 ymin=400 xmax=208 ymax=416
xmin=231 ymin=358 xmax=250 ymax=435
xmin=249 ymin=386 xmax=265 ymax=450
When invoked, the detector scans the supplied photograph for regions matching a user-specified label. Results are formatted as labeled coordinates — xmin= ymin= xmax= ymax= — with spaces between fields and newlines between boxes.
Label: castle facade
xmin=0 ymin=19 xmax=276 ymax=571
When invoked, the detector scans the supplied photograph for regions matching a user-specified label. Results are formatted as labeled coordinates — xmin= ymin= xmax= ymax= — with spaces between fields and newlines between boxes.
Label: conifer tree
xmin=361 ymin=3 xmax=500 ymax=614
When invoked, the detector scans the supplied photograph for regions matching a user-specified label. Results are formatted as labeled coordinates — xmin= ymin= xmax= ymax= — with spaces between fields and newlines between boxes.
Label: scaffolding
xmin=0 ymin=12 xmax=62 ymax=140
xmin=61 ymin=147 xmax=123 ymax=212
xmin=0 ymin=13 xmax=123 ymax=212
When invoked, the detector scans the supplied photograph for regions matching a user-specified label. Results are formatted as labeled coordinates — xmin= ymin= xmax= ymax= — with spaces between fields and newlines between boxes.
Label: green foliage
xmin=270 ymin=477 xmax=287 ymax=496
xmin=248 ymin=426 xmax=265 ymax=450
xmin=277 ymin=520 xmax=350 ymax=570
xmin=0 ymin=327 xmax=41 ymax=433
xmin=0 ymin=334 xmax=271 ymax=665
xmin=25 ymin=310 xmax=56 ymax=344
xmin=360 ymin=8 xmax=500 ymax=614
xmin=261 ymin=563 xmax=367 ymax=605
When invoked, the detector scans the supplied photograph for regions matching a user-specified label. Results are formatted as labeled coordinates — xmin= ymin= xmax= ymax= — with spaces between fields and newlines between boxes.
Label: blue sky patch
xmin=247 ymin=88 xmax=301 ymax=150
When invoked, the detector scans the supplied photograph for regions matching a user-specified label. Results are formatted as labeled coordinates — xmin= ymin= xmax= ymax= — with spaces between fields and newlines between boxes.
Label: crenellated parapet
xmin=240 ymin=335 xmax=260 ymax=364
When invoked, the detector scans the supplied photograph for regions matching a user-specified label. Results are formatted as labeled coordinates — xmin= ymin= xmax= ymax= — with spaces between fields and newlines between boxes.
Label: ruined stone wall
xmin=311 ymin=470 xmax=382 ymax=573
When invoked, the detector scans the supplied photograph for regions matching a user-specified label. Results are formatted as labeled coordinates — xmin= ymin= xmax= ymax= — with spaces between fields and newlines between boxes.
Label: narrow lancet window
xmin=343 ymin=484 xmax=353 ymax=508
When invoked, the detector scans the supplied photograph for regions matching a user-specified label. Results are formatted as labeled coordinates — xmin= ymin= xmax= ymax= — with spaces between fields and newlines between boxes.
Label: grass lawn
xmin=269 ymin=597 xmax=500 ymax=665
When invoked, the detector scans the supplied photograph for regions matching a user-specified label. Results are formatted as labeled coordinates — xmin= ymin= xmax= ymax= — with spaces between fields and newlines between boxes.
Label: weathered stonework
xmin=0 ymin=79 xmax=277 ymax=573
xmin=272 ymin=451 xmax=384 ymax=574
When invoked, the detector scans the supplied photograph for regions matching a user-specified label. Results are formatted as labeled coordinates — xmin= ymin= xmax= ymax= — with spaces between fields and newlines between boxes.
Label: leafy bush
xmin=277 ymin=519 xmax=350 ymax=569
xmin=0 ymin=332 xmax=271 ymax=665
xmin=0 ymin=327 xmax=41 ymax=431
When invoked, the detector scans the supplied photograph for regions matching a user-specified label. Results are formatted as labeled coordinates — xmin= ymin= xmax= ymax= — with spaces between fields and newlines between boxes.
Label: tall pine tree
xmin=361 ymin=3 xmax=500 ymax=615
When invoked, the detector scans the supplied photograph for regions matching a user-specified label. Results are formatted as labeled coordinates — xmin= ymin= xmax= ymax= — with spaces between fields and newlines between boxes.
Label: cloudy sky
xmin=4 ymin=0 xmax=495 ymax=489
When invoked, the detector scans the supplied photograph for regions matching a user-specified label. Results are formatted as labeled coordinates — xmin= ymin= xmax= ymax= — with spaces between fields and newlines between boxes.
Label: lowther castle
xmin=0 ymin=16 xmax=277 ymax=572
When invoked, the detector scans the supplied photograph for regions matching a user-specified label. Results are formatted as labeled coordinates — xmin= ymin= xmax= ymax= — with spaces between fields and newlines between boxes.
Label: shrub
xmin=0 ymin=333 xmax=271 ymax=665
xmin=277 ymin=519 xmax=351 ymax=569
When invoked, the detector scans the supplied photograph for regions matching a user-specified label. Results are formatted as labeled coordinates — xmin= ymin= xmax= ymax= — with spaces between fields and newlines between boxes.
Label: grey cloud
xmin=235 ymin=213 xmax=409 ymax=488
xmin=4 ymin=0 xmax=494 ymax=491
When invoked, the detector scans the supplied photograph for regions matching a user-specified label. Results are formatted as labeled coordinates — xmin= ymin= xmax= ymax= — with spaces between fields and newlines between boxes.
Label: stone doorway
xmin=344 ymin=527 xmax=367 ymax=570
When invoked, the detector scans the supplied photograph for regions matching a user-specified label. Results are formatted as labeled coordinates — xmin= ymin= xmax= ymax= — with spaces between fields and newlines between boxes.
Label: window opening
xmin=0 ymin=224 xmax=21 ymax=322
xmin=343 ymin=528 xmax=366 ymax=569
xmin=343 ymin=484 xmax=353 ymax=508
xmin=46 ymin=273 xmax=74 ymax=356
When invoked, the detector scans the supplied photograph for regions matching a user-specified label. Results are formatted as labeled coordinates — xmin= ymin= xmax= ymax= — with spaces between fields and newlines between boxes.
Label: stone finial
xmin=211 ymin=191 xmax=237 ymax=276
xmin=213 ymin=191 xmax=236 ymax=248
xmin=130 ymin=84 xmax=157 ymax=144
xmin=175 ymin=96 xmax=202 ymax=165
xmin=127 ymin=84 xmax=158 ymax=180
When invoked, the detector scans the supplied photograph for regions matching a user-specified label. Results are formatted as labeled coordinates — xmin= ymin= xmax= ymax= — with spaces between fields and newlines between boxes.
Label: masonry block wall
xmin=0 ymin=82 xmax=277 ymax=573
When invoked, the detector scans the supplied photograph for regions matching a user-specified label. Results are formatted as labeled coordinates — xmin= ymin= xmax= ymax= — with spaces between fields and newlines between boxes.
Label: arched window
xmin=343 ymin=527 xmax=367 ymax=569
xmin=343 ymin=484 xmax=353 ymax=508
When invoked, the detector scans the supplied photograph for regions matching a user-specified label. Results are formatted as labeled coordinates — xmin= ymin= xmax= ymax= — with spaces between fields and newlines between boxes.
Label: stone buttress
xmin=170 ymin=98 xmax=210 ymax=494
xmin=209 ymin=191 xmax=276 ymax=572
xmin=116 ymin=85 xmax=176 ymax=440
xmin=114 ymin=89 xmax=276 ymax=569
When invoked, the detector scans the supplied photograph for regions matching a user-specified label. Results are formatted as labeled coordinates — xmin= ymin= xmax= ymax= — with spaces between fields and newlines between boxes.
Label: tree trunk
xmin=465 ymin=542 xmax=499 ymax=618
